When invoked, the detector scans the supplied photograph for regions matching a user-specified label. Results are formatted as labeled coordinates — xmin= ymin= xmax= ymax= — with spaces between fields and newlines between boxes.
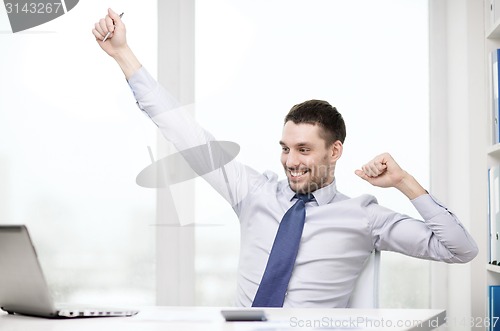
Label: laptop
xmin=0 ymin=225 xmax=139 ymax=318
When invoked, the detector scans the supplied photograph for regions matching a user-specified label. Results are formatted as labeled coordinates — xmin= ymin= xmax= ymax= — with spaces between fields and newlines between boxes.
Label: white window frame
xmin=156 ymin=0 xmax=195 ymax=305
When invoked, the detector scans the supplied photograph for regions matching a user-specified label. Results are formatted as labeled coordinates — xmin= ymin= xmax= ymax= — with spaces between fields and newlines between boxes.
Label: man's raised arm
xmin=356 ymin=152 xmax=478 ymax=263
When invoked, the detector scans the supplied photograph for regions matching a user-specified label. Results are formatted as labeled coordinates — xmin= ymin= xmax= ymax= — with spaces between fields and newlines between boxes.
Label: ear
xmin=330 ymin=140 xmax=343 ymax=162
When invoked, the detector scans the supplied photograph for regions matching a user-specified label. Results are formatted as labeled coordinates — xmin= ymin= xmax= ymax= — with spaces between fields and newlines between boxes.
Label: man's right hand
xmin=92 ymin=8 xmax=127 ymax=57
xmin=92 ymin=8 xmax=141 ymax=79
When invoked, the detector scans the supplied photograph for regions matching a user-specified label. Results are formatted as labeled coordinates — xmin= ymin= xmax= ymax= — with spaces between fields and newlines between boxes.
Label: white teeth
xmin=290 ymin=171 xmax=306 ymax=177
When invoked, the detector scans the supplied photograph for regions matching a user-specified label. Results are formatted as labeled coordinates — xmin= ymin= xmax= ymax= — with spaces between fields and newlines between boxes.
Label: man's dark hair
xmin=284 ymin=99 xmax=346 ymax=146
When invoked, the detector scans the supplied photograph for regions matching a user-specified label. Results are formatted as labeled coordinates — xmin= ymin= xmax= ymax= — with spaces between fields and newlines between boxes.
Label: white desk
xmin=0 ymin=306 xmax=446 ymax=331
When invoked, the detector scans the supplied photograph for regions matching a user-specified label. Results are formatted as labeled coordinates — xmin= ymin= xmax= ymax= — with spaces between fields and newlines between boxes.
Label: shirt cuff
xmin=127 ymin=66 xmax=180 ymax=118
xmin=411 ymin=194 xmax=451 ymax=220
xmin=127 ymin=66 xmax=156 ymax=101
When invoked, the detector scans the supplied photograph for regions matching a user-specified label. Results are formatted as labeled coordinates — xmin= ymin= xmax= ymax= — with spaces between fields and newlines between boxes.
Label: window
xmin=1 ymin=0 xmax=429 ymax=308
xmin=0 ymin=0 xmax=158 ymax=306
xmin=194 ymin=0 xmax=430 ymax=307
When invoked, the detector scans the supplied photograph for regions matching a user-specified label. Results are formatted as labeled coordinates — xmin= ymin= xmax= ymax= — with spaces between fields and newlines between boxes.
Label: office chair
xmin=347 ymin=250 xmax=380 ymax=308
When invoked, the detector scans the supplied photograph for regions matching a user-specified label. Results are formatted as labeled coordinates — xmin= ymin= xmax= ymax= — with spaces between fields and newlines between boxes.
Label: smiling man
xmin=93 ymin=9 xmax=478 ymax=308
xmin=280 ymin=99 xmax=344 ymax=194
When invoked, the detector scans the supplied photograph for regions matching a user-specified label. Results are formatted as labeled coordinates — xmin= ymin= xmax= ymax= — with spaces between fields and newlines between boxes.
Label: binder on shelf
xmin=489 ymin=165 xmax=500 ymax=264
xmin=490 ymin=285 xmax=500 ymax=331
xmin=491 ymin=167 xmax=494 ymax=264
xmin=491 ymin=49 xmax=500 ymax=144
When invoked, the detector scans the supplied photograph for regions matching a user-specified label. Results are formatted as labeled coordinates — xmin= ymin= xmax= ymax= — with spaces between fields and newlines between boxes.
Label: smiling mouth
xmin=288 ymin=169 xmax=309 ymax=179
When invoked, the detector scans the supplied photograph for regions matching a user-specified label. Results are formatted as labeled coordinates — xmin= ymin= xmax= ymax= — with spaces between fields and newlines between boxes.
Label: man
xmin=93 ymin=9 xmax=478 ymax=308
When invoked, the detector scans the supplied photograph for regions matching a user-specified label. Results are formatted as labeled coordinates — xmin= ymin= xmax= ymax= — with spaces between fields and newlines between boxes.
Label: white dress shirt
xmin=127 ymin=67 xmax=478 ymax=308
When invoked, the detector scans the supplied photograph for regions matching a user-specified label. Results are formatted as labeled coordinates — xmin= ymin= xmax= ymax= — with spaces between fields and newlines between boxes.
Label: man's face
xmin=280 ymin=121 xmax=342 ymax=194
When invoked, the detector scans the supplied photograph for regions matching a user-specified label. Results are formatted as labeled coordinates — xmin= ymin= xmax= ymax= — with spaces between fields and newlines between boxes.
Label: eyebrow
xmin=279 ymin=141 xmax=310 ymax=147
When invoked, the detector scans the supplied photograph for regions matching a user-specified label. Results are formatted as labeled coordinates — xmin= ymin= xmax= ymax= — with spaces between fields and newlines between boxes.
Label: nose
xmin=285 ymin=150 xmax=301 ymax=168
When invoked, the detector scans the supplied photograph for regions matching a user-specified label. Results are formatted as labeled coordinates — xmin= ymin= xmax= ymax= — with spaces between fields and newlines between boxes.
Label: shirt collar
xmin=284 ymin=179 xmax=338 ymax=206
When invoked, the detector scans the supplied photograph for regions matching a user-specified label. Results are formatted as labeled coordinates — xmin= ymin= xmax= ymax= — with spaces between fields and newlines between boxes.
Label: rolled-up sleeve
xmin=411 ymin=194 xmax=478 ymax=263
xmin=371 ymin=194 xmax=478 ymax=263
xmin=127 ymin=66 xmax=180 ymax=118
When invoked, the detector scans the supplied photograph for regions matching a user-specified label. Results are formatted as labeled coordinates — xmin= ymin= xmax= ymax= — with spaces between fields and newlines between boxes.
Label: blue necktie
xmin=252 ymin=193 xmax=314 ymax=307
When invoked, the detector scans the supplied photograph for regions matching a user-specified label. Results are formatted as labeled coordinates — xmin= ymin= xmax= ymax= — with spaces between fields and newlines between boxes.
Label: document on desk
xmin=133 ymin=309 xmax=364 ymax=330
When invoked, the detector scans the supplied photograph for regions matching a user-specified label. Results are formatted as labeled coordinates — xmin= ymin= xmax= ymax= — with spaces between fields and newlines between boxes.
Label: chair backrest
xmin=347 ymin=250 xmax=380 ymax=308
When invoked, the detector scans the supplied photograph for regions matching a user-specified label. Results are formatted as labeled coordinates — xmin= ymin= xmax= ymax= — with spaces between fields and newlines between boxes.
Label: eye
xmin=299 ymin=148 xmax=310 ymax=153
xmin=281 ymin=146 xmax=290 ymax=153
